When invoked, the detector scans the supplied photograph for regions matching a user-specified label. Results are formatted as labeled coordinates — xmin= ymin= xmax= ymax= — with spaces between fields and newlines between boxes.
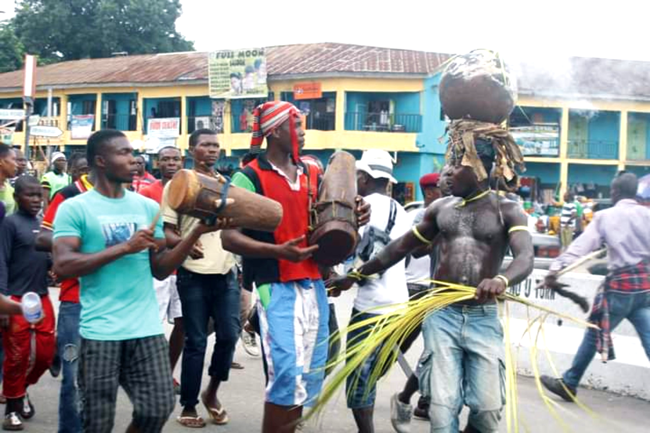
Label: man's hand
xmin=475 ymin=277 xmax=507 ymax=302
xmin=325 ymin=274 xmax=356 ymax=292
xmin=193 ymin=217 xmax=235 ymax=237
xmin=189 ymin=240 xmax=204 ymax=260
xmin=543 ymin=270 xmax=561 ymax=290
xmin=355 ymin=196 xmax=371 ymax=227
xmin=275 ymin=235 xmax=319 ymax=262
xmin=124 ymin=229 xmax=158 ymax=254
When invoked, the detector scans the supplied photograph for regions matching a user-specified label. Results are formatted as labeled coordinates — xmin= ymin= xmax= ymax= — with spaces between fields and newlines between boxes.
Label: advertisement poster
xmin=70 ymin=115 xmax=95 ymax=140
xmin=147 ymin=118 xmax=180 ymax=139
xmin=293 ymin=82 xmax=322 ymax=100
xmin=208 ymin=48 xmax=268 ymax=99
xmin=211 ymin=100 xmax=225 ymax=133
xmin=511 ymin=124 xmax=560 ymax=156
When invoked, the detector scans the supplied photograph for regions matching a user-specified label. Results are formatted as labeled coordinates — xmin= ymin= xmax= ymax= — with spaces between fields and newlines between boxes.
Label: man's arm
xmin=549 ymin=216 xmax=603 ymax=273
xmin=0 ymin=220 xmax=14 ymax=294
xmin=475 ymin=202 xmax=534 ymax=301
xmin=53 ymin=232 xmax=158 ymax=279
xmin=221 ymin=230 xmax=318 ymax=263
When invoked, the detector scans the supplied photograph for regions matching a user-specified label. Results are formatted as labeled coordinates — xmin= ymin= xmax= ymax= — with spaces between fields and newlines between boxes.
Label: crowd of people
xmin=0 ymin=99 xmax=647 ymax=433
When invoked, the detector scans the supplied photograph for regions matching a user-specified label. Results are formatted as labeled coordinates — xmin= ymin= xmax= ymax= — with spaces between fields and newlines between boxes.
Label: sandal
xmin=176 ymin=415 xmax=206 ymax=428
xmin=201 ymin=395 xmax=229 ymax=425
xmin=230 ymin=361 xmax=244 ymax=370
xmin=2 ymin=412 xmax=23 ymax=431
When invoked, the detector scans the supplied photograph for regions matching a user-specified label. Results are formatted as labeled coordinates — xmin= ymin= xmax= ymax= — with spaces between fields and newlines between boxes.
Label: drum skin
xmin=167 ymin=169 xmax=282 ymax=232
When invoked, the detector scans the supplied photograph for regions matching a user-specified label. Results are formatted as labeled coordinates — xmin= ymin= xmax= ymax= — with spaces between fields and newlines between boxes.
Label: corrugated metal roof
xmin=0 ymin=43 xmax=451 ymax=90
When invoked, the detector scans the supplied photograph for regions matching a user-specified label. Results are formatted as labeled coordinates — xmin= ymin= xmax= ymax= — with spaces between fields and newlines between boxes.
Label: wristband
xmin=494 ymin=275 xmax=509 ymax=288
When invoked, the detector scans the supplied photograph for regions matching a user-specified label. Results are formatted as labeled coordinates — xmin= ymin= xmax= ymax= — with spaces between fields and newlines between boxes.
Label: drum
xmin=309 ymin=151 xmax=359 ymax=266
xmin=167 ymin=169 xmax=283 ymax=232
xmin=439 ymin=49 xmax=517 ymax=124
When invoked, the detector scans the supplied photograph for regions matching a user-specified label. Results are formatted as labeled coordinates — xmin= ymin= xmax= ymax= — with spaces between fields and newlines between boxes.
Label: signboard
xmin=147 ymin=118 xmax=180 ymax=139
xmin=31 ymin=125 xmax=63 ymax=138
xmin=511 ymin=124 xmax=560 ymax=157
xmin=293 ymin=82 xmax=322 ymax=100
xmin=0 ymin=109 xmax=25 ymax=121
xmin=70 ymin=115 xmax=95 ymax=140
xmin=23 ymin=54 xmax=37 ymax=99
xmin=0 ymin=128 xmax=13 ymax=145
xmin=208 ymin=48 xmax=268 ymax=99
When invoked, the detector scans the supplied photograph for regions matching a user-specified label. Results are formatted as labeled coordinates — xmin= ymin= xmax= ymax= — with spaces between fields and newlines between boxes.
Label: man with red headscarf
xmin=222 ymin=101 xmax=369 ymax=433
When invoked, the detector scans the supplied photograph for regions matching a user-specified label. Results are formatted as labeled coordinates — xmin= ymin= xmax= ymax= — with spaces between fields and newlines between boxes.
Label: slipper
xmin=2 ymin=412 xmax=23 ymax=431
xmin=230 ymin=361 xmax=244 ymax=370
xmin=201 ymin=398 xmax=229 ymax=425
xmin=176 ymin=415 xmax=206 ymax=428
xmin=19 ymin=395 xmax=34 ymax=420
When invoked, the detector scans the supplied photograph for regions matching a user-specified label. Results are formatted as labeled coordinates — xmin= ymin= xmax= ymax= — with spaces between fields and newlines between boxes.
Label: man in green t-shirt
xmin=0 ymin=144 xmax=18 ymax=215
xmin=52 ymin=129 xmax=230 ymax=432
xmin=41 ymin=151 xmax=71 ymax=211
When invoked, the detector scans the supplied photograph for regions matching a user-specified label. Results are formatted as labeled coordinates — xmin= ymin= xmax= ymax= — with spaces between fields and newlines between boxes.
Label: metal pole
xmin=47 ymin=88 xmax=52 ymax=118
xmin=23 ymin=99 xmax=33 ymax=162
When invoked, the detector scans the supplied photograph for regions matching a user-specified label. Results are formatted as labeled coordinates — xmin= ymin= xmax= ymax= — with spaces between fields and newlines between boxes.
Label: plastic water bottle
xmin=21 ymin=292 xmax=43 ymax=323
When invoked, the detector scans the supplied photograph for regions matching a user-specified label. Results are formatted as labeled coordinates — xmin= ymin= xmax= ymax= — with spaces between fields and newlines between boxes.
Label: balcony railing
xmin=567 ymin=140 xmax=619 ymax=160
xmin=305 ymin=112 xmax=335 ymax=131
xmin=102 ymin=113 xmax=137 ymax=131
xmin=345 ymin=112 xmax=422 ymax=133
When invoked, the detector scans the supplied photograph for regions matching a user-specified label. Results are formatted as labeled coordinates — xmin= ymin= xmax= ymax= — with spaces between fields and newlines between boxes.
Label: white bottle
xmin=22 ymin=292 xmax=43 ymax=323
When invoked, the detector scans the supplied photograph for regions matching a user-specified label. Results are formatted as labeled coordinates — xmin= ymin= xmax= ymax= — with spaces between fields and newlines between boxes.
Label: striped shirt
xmin=560 ymin=201 xmax=577 ymax=228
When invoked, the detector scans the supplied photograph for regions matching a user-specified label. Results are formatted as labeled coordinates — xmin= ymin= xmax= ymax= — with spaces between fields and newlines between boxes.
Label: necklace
xmin=455 ymin=189 xmax=492 ymax=208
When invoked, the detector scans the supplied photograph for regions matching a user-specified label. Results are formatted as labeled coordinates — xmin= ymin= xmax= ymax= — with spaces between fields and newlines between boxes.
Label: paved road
xmin=17 ymin=289 xmax=650 ymax=432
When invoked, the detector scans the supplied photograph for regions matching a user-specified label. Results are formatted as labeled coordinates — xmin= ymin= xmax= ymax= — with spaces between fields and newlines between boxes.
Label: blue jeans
xmin=564 ymin=291 xmax=650 ymax=389
xmin=177 ymin=268 xmax=240 ymax=409
xmin=419 ymin=304 xmax=504 ymax=433
xmin=58 ymin=301 xmax=82 ymax=433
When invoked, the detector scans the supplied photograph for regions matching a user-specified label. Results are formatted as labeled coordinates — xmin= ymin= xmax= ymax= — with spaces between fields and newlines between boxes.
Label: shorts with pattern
xmin=78 ymin=335 xmax=175 ymax=433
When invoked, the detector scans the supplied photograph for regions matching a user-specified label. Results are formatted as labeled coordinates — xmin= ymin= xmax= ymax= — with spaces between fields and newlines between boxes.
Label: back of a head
xmin=0 ymin=144 xmax=13 ymax=159
xmin=612 ymin=171 xmax=638 ymax=199
xmin=87 ymin=129 xmax=126 ymax=167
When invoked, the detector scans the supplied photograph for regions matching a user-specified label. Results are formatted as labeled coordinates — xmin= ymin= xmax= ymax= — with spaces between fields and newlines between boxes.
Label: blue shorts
xmin=257 ymin=279 xmax=329 ymax=407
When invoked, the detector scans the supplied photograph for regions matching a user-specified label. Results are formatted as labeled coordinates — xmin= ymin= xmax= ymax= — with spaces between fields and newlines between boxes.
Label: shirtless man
xmin=330 ymin=147 xmax=534 ymax=433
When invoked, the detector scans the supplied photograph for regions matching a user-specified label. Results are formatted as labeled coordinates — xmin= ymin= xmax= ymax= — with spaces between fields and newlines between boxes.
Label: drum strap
xmin=216 ymin=177 xmax=231 ymax=213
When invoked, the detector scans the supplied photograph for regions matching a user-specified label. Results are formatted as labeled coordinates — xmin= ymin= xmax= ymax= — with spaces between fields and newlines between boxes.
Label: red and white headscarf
xmin=250 ymin=101 xmax=301 ymax=161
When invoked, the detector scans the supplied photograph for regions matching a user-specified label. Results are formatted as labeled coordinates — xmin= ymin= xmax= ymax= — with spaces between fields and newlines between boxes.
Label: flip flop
xmin=230 ymin=361 xmax=244 ymax=370
xmin=176 ymin=415 xmax=206 ymax=429
xmin=201 ymin=398 xmax=229 ymax=425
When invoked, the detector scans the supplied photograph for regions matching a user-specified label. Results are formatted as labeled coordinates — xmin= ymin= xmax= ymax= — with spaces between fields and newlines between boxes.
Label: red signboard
xmin=293 ymin=82 xmax=322 ymax=100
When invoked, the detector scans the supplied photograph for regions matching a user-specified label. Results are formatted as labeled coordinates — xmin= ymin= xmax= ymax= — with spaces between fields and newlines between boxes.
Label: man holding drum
xmin=222 ymin=101 xmax=369 ymax=433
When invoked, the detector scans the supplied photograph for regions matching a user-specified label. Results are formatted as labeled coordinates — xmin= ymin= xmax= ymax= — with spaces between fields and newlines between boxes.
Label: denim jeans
xmin=419 ymin=304 xmax=504 ymax=433
xmin=177 ymin=268 xmax=240 ymax=409
xmin=58 ymin=301 xmax=82 ymax=433
xmin=564 ymin=291 xmax=650 ymax=389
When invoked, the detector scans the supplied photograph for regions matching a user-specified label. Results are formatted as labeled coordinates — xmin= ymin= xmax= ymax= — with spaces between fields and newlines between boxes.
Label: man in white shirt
xmin=345 ymin=149 xmax=410 ymax=433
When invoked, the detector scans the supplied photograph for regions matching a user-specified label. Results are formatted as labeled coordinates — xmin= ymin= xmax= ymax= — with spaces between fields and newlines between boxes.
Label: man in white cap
xmin=41 ymin=151 xmax=71 ymax=211
xmin=341 ymin=149 xmax=411 ymax=433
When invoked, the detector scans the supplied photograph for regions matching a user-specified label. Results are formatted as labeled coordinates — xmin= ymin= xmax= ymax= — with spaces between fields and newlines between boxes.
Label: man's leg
xmin=346 ymin=309 xmax=381 ymax=433
xmin=176 ymin=269 xmax=211 ymax=420
xmin=325 ymin=303 xmax=340 ymax=377
xmin=262 ymin=403 xmax=303 ymax=433
xmin=202 ymin=271 xmax=240 ymax=423
xmin=167 ymin=275 xmax=184 ymax=375
xmin=627 ymin=293 xmax=650 ymax=360
xmin=423 ymin=307 xmax=464 ymax=433
xmin=78 ymin=339 xmax=121 ymax=433
xmin=2 ymin=311 xmax=30 ymax=420
xmin=463 ymin=305 xmax=504 ymax=433
xmin=57 ymin=301 xmax=82 ymax=433
xmin=25 ymin=295 xmax=56 ymax=387
xmin=561 ymin=295 xmax=628 ymax=390
xmin=119 ymin=336 xmax=175 ymax=433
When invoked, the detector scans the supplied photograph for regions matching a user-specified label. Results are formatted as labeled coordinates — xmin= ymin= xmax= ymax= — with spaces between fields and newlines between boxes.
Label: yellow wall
xmin=6 ymin=77 xmax=424 ymax=155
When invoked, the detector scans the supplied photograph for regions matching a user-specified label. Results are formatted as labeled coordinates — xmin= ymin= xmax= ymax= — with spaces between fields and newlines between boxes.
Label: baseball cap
xmin=356 ymin=149 xmax=397 ymax=184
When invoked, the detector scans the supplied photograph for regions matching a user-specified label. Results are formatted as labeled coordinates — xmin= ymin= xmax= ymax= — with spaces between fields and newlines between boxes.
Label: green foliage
xmin=12 ymin=0 xmax=194 ymax=64
xmin=0 ymin=22 xmax=25 ymax=73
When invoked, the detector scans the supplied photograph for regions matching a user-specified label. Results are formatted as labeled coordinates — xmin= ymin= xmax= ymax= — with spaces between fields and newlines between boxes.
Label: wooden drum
xmin=309 ymin=151 xmax=359 ymax=266
xmin=167 ymin=169 xmax=283 ymax=232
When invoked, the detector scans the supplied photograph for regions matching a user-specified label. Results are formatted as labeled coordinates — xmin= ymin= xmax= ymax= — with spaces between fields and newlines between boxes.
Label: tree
xmin=12 ymin=0 xmax=194 ymax=64
xmin=0 ymin=22 xmax=25 ymax=73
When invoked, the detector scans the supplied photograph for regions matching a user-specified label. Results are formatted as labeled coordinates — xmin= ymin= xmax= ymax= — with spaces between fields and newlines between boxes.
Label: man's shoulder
xmin=58 ymin=182 xmax=84 ymax=199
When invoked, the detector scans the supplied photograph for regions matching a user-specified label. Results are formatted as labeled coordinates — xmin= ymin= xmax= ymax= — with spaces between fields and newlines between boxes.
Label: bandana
xmin=250 ymin=101 xmax=301 ymax=161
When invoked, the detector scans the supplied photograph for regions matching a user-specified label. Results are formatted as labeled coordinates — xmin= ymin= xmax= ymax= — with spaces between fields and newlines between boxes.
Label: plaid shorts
xmin=78 ymin=335 xmax=175 ymax=433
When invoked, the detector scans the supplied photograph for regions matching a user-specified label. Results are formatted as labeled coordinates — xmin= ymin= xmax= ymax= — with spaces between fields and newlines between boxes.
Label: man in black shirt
xmin=0 ymin=176 xmax=55 ymax=430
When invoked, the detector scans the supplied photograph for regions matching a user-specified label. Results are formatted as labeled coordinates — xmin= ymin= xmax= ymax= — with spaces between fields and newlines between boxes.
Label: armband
xmin=412 ymin=226 xmax=433 ymax=245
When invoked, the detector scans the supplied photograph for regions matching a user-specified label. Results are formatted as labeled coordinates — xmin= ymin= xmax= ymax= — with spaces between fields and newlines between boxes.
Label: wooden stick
xmin=556 ymin=247 xmax=607 ymax=277
xmin=149 ymin=209 xmax=162 ymax=232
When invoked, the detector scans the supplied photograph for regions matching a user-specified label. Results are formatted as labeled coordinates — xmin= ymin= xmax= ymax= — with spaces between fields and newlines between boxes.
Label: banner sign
xmin=511 ymin=124 xmax=560 ymax=157
xmin=294 ymin=82 xmax=322 ymax=100
xmin=70 ymin=115 xmax=95 ymax=140
xmin=147 ymin=118 xmax=180 ymax=139
xmin=208 ymin=48 xmax=268 ymax=99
